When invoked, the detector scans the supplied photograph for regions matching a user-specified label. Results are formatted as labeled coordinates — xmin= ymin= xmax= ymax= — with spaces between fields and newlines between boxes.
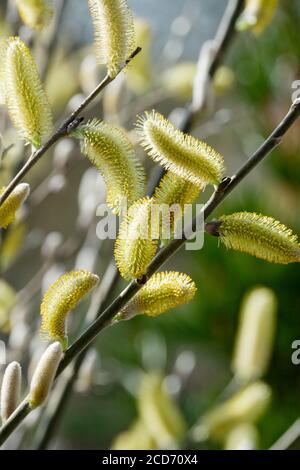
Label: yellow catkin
xmin=1 ymin=37 xmax=53 ymax=147
xmin=73 ymin=120 xmax=146 ymax=215
xmin=137 ymin=110 xmax=225 ymax=188
xmin=193 ymin=381 xmax=271 ymax=442
xmin=0 ymin=362 xmax=22 ymax=422
xmin=232 ymin=287 xmax=277 ymax=381
xmin=216 ymin=212 xmax=300 ymax=264
xmin=117 ymin=271 xmax=197 ymax=320
xmin=236 ymin=0 xmax=278 ymax=35
xmin=0 ymin=183 xmax=30 ymax=229
xmin=112 ymin=420 xmax=157 ymax=450
xmin=224 ymin=424 xmax=259 ymax=450
xmin=29 ymin=342 xmax=63 ymax=408
xmin=40 ymin=270 xmax=99 ymax=349
xmin=88 ymin=0 xmax=136 ymax=77
xmin=16 ymin=0 xmax=53 ymax=31
xmin=114 ymin=197 xmax=158 ymax=280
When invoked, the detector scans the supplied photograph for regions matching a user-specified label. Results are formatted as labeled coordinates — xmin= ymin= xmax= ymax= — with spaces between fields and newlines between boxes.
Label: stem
xmin=1 ymin=97 xmax=299 ymax=447
xmin=0 ymin=47 xmax=141 ymax=208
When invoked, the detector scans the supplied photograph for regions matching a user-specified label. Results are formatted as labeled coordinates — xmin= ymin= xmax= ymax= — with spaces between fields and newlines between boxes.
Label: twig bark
xmin=1 ymin=96 xmax=300 ymax=447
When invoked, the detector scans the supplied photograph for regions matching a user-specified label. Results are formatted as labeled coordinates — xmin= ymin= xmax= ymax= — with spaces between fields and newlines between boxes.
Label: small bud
xmin=40 ymin=270 xmax=99 ymax=349
xmin=114 ymin=197 xmax=158 ymax=280
xmin=73 ymin=119 xmax=146 ymax=215
xmin=193 ymin=381 xmax=271 ymax=442
xmin=29 ymin=342 xmax=63 ymax=408
xmin=138 ymin=372 xmax=186 ymax=449
xmin=117 ymin=271 xmax=197 ymax=320
xmin=0 ymin=37 xmax=53 ymax=148
xmin=88 ymin=0 xmax=136 ymax=78
xmin=213 ymin=212 xmax=300 ymax=264
xmin=136 ymin=110 xmax=225 ymax=188
xmin=0 ymin=183 xmax=30 ymax=229
xmin=16 ymin=0 xmax=54 ymax=31
xmin=232 ymin=287 xmax=277 ymax=381
xmin=224 ymin=423 xmax=259 ymax=450
xmin=1 ymin=362 xmax=22 ymax=422
xmin=236 ymin=0 xmax=278 ymax=35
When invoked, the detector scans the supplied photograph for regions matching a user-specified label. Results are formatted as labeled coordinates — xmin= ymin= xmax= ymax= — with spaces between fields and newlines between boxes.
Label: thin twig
xmin=0 ymin=47 xmax=141 ymax=208
xmin=270 ymin=419 xmax=300 ymax=450
xmin=1 ymin=96 xmax=299 ymax=447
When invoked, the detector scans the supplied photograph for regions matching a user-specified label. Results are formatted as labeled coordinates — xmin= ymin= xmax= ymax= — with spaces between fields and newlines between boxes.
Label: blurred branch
xmin=1 ymin=96 xmax=299 ymax=447
xmin=0 ymin=47 xmax=142 ymax=208
xmin=270 ymin=419 xmax=300 ymax=450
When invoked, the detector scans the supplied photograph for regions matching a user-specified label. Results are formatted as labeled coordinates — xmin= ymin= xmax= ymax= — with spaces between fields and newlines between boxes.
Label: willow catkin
xmin=73 ymin=120 xmax=146 ymax=215
xmin=0 ymin=362 xmax=22 ymax=422
xmin=0 ymin=183 xmax=30 ymax=229
xmin=236 ymin=0 xmax=278 ymax=35
xmin=206 ymin=212 xmax=300 ymax=264
xmin=29 ymin=342 xmax=63 ymax=408
xmin=137 ymin=110 xmax=225 ymax=188
xmin=40 ymin=270 xmax=99 ymax=349
xmin=224 ymin=424 xmax=259 ymax=450
xmin=232 ymin=287 xmax=277 ymax=381
xmin=1 ymin=37 xmax=53 ymax=148
xmin=117 ymin=271 xmax=197 ymax=320
xmin=88 ymin=0 xmax=136 ymax=77
xmin=114 ymin=197 xmax=158 ymax=280
xmin=193 ymin=381 xmax=271 ymax=442
xmin=16 ymin=0 xmax=54 ymax=31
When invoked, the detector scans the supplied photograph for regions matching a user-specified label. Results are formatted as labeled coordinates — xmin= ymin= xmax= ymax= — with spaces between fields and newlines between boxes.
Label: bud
xmin=88 ymin=0 xmax=136 ymax=78
xmin=224 ymin=423 xmax=259 ymax=450
xmin=114 ymin=197 xmax=158 ymax=280
xmin=117 ymin=271 xmax=197 ymax=320
xmin=29 ymin=342 xmax=63 ymax=408
xmin=0 ymin=37 xmax=53 ymax=148
xmin=237 ymin=0 xmax=278 ymax=35
xmin=16 ymin=0 xmax=54 ymax=31
xmin=1 ymin=362 xmax=22 ymax=422
xmin=40 ymin=269 xmax=99 ymax=349
xmin=232 ymin=287 xmax=277 ymax=381
xmin=193 ymin=381 xmax=271 ymax=442
xmin=136 ymin=110 xmax=224 ymax=188
xmin=138 ymin=372 xmax=186 ymax=449
xmin=208 ymin=212 xmax=300 ymax=264
xmin=0 ymin=183 xmax=30 ymax=229
xmin=73 ymin=119 xmax=145 ymax=215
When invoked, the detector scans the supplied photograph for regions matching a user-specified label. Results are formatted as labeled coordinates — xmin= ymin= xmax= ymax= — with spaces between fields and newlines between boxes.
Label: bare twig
xmin=1 ymin=96 xmax=299 ymax=447
xmin=270 ymin=419 xmax=300 ymax=450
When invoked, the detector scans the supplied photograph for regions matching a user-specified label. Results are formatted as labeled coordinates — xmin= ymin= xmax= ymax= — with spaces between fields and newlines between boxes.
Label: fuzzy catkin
xmin=114 ymin=197 xmax=158 ymax=280
xmin=137 ymin=110 xmax=225 ymax=188
xmin=217 ymin=212 xmax=300 ymax=264
xmin=0 ymin=183 xmax=30 ymax=229
xmin=73 ymin=120 xmax=146 ymax=215
xmin=0 ymin=362 xmax=22 ymax=422
xmin=117 ymin=271 xmax=197 ymax=319
xmin=16 ymin=0 xmax=53 ymax=31
xmin=40 ymin=270 xmax=99 ymax=349
xmin=1 ymin=37 xmax=53 ymax=148
xmin=29 ymin=342 xmax=63 ymax=408
xmin=88 ymin=0 xmax=136 ymax=77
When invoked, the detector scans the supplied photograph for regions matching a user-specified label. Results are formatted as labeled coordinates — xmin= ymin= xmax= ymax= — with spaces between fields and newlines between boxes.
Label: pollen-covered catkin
xmin=16 ymin=0 xmax=54 ymax=31
xmin=40 ymin=270 xmax=99 ymax=349
xmin=0 ymin=362 xmax=22 ymax=422
xmin=117 ymin=271 xmax=197 ymax=320
xmin=208 ymin=212 xmax=300 ymax=264
xmin=88 ymin=0 xmax=136 ymax=77
xmin=114 ymin=197 xmax=158 ymax=280
xmin=137 ymin=110 xmax=224 ymax=188
xmin=29 ymin=342 xmax=63 ymax=408
xmin=1 ymin=37 xmax=53 ymax=148
xmin=0 ymin=183 xmax=30 ymax=229
xmin=73 ymin=120 xmax=145 ymax=215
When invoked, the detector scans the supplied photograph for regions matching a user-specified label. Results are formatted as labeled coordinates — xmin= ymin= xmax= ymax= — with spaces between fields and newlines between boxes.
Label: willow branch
xmin=0 ymin=47 xmax=141 ymax=208
xmin=270 ymin=419 xmax=300 ymax=450
xmin=1 ymin=95 xmax=299 ymax=447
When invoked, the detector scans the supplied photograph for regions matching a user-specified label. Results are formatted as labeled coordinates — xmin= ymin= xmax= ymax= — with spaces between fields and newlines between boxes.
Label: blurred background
xmin=0 ymin=0 xmax=300 ymax=450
